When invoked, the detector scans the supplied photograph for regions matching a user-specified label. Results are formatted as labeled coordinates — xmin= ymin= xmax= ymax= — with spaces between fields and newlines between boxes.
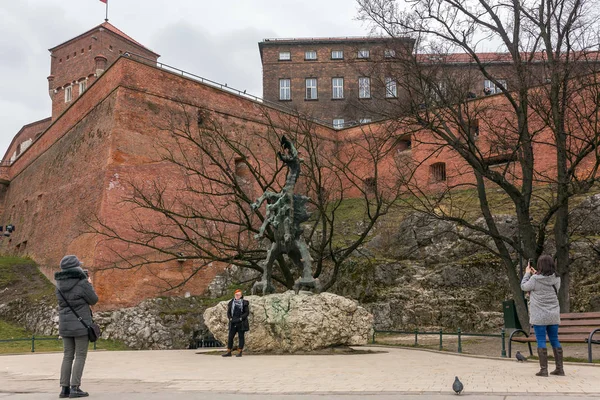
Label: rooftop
xmin=260 ymin=36 xmax=414 ymax=45
xmin=49 ymin=21 xmax=160 ymax=57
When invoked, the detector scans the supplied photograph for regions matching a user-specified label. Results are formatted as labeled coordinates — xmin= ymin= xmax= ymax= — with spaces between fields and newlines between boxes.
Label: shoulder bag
xmin=57 ymin=289 xmax=101 ymax=342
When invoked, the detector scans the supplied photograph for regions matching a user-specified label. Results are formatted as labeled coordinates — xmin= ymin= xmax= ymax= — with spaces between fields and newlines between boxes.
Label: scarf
xmin=232 ymin=298 xmax=243 ymax=315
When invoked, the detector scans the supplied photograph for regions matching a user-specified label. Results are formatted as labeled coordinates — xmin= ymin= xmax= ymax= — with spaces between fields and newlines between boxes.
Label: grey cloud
xmin=150 ymin=22 xmax=276 ymax=99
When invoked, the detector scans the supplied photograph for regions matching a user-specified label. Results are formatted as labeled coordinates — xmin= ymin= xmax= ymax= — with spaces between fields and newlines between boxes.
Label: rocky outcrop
xmin=0 ymin=295 xmax=211 ymax=350
xmin=0 ymin=296 xmax=59 ymax=336
xmin=332 ymin=254 xmax=507 ymax=332
xmin=94 ymin=297 xmax=207 ymax=349
xmin=203 ymin=291 xmax=373 ymax=352
xmin=570 ymin=194 xmax=600 ymax=236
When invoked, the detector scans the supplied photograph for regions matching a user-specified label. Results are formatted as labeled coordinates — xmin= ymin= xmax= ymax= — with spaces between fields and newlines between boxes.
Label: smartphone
xmin=83 ymin=269 xmax=89 ymax=278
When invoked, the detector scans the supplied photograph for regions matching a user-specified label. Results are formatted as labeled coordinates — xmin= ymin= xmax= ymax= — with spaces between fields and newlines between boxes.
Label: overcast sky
xmin=0 ymin=0 xmax=368 ymax=157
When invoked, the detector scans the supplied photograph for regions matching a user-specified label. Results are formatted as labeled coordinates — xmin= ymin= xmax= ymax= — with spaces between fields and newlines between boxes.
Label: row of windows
xmin=58 ymin=45 xmax=123 ymax=63
xmin=332 ymin=118 xmax=372 ymax=129
xmin=279 ymin=77 xmax=398 ymax=100
xmin=64 ymin=80 xmax=88 ymax=103
xmin=278 ymin=48 xmax=396 ymax=61
xmin=59 ymin=46 xmax=93 ymax=63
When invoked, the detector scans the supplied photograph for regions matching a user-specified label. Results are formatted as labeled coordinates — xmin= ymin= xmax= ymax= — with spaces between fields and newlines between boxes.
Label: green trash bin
xmin=503 ymin=299 xmax=522 ymax=329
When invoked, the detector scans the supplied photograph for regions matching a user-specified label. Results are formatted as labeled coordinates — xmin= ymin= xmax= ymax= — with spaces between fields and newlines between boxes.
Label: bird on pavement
xmin=452 ymin=376 xmax=463 ymax=395
xmin=516 ymin=351 xmax=527 ymax=362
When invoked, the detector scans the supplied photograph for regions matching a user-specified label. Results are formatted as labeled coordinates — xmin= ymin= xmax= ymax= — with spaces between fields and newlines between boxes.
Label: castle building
xmin=3 ymin=22 xmax=159 ymax=166
xmin=1 ymin=22 xmax=595 ymax=310
xmin=259 ymin=37 xmax=414 ymax=128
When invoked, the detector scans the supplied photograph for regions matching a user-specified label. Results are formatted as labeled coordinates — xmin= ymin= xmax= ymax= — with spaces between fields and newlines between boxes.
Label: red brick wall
xmin=3 ymin=52 xmax=597 ymax=311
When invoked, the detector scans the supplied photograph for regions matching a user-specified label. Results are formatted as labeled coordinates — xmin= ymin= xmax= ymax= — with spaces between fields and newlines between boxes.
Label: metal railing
xmin=190 ymin=335 xmax=223 ymax=349
xmin=122 ymin=52 xmax=337 ymax=128
xmin=0 ymin=336 xmax=97 ymax=353
xmin=372 ymin=328 xmax=507 ymax=358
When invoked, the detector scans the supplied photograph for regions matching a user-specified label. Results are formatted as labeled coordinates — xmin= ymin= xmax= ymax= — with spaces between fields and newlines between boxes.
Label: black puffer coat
xmin=55 ymin=268 xmax=98 ymax=337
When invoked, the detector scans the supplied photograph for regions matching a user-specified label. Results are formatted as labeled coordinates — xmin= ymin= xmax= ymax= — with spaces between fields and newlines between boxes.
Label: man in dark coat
xmin=55 ymin=255 xmax=98 ymax=398
xmin=222 ymin=289 xmax=250 ymax=357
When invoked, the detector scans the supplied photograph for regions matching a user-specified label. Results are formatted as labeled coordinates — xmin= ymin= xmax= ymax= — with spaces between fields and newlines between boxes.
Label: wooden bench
xmin=508 ymin=312 xmax=600 ymax=363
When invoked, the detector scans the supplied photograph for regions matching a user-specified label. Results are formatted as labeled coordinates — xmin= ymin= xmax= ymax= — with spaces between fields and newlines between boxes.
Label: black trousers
xmin=227 ymin=322 xmax=245 ymax=350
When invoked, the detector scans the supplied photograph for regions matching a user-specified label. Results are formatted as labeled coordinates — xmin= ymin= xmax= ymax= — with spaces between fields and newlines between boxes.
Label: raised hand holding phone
xmin=525 ymin=259 xmax=536 ymax=275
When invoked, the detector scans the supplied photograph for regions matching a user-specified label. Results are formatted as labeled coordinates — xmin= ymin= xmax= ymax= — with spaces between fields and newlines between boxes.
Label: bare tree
xmin=88 ymin=101 xmax=403 ymax=293
xmin=357 ymin=0 xmax=600 ymax=330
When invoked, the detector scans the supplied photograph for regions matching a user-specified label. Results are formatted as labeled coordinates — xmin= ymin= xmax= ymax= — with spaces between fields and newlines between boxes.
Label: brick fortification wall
xmin=0 ymin=57 xmax=337 ymax=310
xmin=2 ymin=53 xmax=597 ymax=310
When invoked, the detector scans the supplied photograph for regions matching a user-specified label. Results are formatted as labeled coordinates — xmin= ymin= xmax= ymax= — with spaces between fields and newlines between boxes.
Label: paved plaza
xmin=1 ymin=347 xmax=600 ymax=399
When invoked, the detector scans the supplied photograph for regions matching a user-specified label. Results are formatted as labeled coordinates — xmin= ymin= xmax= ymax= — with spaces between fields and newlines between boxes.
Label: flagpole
xmin=105 ymin=0 xmax=109 ymax=22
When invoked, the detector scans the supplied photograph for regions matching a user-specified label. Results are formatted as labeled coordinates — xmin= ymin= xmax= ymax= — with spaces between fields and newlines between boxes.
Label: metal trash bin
xmin=503 ymin=299 xmax=522 ymax=329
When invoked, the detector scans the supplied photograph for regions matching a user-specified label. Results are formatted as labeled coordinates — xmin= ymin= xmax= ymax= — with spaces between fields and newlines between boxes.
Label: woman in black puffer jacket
xmin=55 ymin=255 xmax=98 ymax=398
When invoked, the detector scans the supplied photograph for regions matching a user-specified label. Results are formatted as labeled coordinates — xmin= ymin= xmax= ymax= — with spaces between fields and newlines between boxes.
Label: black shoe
xmin=59 ymin=386 xmax=70 ymax=398
xmin=236 ymin=350 xmax=243 ymax=357
xmin=69 ymin=386 xmax=89 ymax=398
xmin=222 ymin=351 xmax=232 ymax=357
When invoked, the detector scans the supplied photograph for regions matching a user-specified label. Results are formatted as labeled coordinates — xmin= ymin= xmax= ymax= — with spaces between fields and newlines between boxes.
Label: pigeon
xmin=452 ymin=376 xmax=463 ymax=395
xmin=516 ymin=351 xmax=527 ymax=362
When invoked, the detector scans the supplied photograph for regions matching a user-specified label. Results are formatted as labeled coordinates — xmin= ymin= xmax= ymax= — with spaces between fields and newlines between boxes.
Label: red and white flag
xmin=99 ymin=0 xmax=107 ymax=3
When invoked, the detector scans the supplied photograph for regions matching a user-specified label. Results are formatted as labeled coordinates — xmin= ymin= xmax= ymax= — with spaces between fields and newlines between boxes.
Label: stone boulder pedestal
xmin=203 ymin=291 xmax=373 ymax=353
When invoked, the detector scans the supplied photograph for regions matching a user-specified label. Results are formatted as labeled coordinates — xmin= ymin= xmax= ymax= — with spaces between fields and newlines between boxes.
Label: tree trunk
xmin=506 ymin=260 xmax=530 ymax=332
xmin=555 ymin=204 xmax=571 ymax=312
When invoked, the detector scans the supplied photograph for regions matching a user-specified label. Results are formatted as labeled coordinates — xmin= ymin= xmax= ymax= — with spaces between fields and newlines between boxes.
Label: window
xmin=395 ymin=139 xmax=411 ymax=152
xmin=66 ymin=55 xmax=69 ymax=60
xmin=59 ymin=58 xmax=62 ymax=63
xmin=109 ymin=45 xmax=113 ymax=51
xmin=305 ymin=78 xmax=318 ymax=100
xmin=358 ymin=49 xmax=370 ymax=59
xmin=359 ymin=77 xmax=371 ymax=98
xmin=79 ymin=80 xmax=87 ymax=95
xmin=332 ymin=78 xmax=344 ymax=99
xmin=305 ymin=50 xmax=317 ymax=60
xmin=279 ymin=51 xmax=291 ymax=61
xmin=81 ymin=48 xmax=84 ymax=54
xmin=359 ymin=118 xmax=372 ymax=124
xmin=384 ymin=49 xmax=396 ymax=58
xmin=484 ymin=79 xmax=507 ymax=95
xmin=89 ymin=45 xmax=92 ymax=51
xmin=333 ymin=119 xmax=345 ymax=129
xmin=64 ymin=86 xmax=72 ymax=102
xmin=331 ymin=50 xmax=344 ymax=59
xmin=430 ymin=162 xmax=447 ymax=182
xmin=385 ymin=77 xmax=397 ymax=98
xmin=279 ymin=79 xmax=291 ymax=100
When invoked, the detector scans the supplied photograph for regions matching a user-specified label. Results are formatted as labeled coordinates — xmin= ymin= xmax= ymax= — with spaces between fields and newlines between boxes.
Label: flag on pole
xmin=100 ymin=0 xmax=108 ymax=21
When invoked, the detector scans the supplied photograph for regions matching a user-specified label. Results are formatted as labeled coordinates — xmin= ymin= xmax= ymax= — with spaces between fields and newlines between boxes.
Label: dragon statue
xmin=251 ymin=136 xmax=321 ymax=295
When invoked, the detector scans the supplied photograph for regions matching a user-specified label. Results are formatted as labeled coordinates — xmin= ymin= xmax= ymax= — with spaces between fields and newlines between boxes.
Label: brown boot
xmin=550 ymin=347 xmax=565 ymax=376
xmin=536 ymin=348 xmax=548 ymax=377
xmin=222 ymin=349 xmax=232 ymax=357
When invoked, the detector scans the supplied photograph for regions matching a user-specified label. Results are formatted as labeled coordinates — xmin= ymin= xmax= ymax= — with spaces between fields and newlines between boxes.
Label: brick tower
xmin=47 ymin=22 xmax=160 ymax=120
